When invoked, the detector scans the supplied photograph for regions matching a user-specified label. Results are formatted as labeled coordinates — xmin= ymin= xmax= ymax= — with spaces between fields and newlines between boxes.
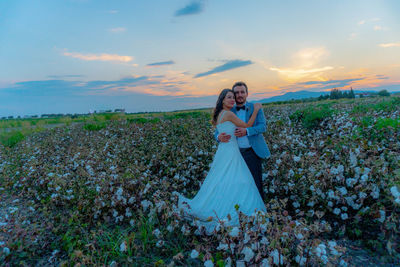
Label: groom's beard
xmin=235 ymin=98 xmax=245 ymax=105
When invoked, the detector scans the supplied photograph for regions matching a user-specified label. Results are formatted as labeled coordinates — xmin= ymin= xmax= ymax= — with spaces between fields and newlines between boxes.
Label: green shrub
xmin=83 ymin=123 xmax=106 ymax=131
xmin=0 ymin=131 xmax=25 ymax=147
xmin=289 ymin=105 xmax=333 ymax=129
xmin=127 ymin=117 xmax=160 ymax=124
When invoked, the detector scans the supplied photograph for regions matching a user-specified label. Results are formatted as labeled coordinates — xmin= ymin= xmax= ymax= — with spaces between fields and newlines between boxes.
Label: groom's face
xmin=233 ymin=85 xmax=248 ymax=105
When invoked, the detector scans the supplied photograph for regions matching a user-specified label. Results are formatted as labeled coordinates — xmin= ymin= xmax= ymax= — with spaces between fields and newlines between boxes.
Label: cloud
xmin=175 ymin=1 xmax=204 ymax=16
xmin=109 ymin=27 xmax=126 ymax=33
xmin=0 ymin=77 xmax=215 ymax=117
xmin=358 ymin=20 xmax=366 ymax=25
xmin=147 ymin=60 xmax=175 ymax=67
xmin=374 ymin=25 xmax=383 ymax=31
xmin=194 ymin=60 xmax=253 ymax=78
xmin=270 ymin=66 xmax=333 ymax=75
xmin=297 ymin=78 xmax=365 ymax=89
xmin=109 ymin=10 xmax=118 ymax=14
xmin=269 ymin=47 xmax=333 ymax=81
xmin=379 ymin=42 xmax=400 ymax=48
xmin=63 ymin=51 xmax=133 ymax=62
xmin=0 ymin=76 xmax=162 ymax=96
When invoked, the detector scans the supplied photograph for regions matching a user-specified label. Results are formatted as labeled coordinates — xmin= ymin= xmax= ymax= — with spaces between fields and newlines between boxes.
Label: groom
xmin=214 ymin=81 xmax=270 ymax=201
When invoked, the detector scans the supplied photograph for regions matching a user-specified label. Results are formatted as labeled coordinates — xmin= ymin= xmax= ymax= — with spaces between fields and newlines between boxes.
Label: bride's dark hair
xmin=212 ymin=88 xmax=234 ymax=126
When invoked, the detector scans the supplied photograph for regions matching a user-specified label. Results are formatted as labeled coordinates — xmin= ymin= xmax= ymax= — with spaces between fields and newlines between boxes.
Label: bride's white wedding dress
xmin=178 ymin=111 xmax=266 ymax=234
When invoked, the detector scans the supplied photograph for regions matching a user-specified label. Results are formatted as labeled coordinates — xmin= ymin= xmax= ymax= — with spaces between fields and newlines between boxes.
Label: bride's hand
xmin=254 ymin=103 xmax=262 ymax=110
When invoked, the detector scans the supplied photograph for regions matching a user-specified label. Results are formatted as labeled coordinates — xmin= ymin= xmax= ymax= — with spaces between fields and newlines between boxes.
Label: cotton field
xmin=0 ymin=97 xmax=399 ymax=265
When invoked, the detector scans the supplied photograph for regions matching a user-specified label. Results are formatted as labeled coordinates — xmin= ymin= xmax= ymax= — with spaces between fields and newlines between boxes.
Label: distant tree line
xmin=317 ymin=88 xmax=355 ymax=100
xmin=263 ymin=88 xmax=392 ymax=106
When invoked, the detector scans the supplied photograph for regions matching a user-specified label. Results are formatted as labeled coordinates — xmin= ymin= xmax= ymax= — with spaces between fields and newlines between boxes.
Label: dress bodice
xmin=217 ymin=121 xmax=236 ymax=136
xmin=216 ymin=110 xmax=238 ymax=145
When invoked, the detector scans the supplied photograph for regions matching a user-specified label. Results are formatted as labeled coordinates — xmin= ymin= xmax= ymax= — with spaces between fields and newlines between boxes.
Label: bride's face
xmin=223 ymin=92 xmax=236 ymax=109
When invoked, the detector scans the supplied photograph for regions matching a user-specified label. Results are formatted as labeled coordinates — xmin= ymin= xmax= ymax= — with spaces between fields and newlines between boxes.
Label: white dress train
xmin=178 ymin=111 xmax=266 ymax=234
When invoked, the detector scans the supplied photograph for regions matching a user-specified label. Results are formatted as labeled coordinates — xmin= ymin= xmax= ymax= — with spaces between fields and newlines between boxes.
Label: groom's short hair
xmin=232 ymin=81 xmax=248 ymax=93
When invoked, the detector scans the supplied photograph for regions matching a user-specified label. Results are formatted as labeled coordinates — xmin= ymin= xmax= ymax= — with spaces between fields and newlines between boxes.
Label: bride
xmin=178 ymin=88 xmax=266 ymax=234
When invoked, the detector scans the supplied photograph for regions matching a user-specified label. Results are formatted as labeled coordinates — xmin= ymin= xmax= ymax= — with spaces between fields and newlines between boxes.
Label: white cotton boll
xmin=260 ymin=258 xmax=270 ymax=267
xmin=341 ymin=213 xmax=348 ymax=220
xmin=378 ymin=210 xmax=385 ymax=223
xmin=346 ymin=178 xmax=357 ymax=187
xmin=295 ymin=233 xmax=304 ymax=240
xmin=293 ymin=156 xmax=301 ymax=162
xmin=271 ymin=249 xmax=283 ymax=265
xmin=241 ymin=246 xmax=255 ymax=262
xmin=295 ymin=255 xmax=306 ymax=266
xmin=204 ymin=259 xmax=214 ymax=267
xmin=120 ymin=241 xmax=127 ymax=252
xmin=243 ymin=233 xmax=250 ymax=244
xmin=125 ymin=208 xmax=132 ymax=217
xmin=181 ymin=225 xmax=188 ymax=234
xmin=333 ymin=208 xmax=341 ymax=215
xmin=117 ymin=187 xmax=124 ymax=196
xmin=217 ymin=242 xmax=229 ymax=251
xmin=307 ymin=201 xmax=314 ymax=207
xmin=349 ymin=151 xmax=357 ymax=167
xmin=153 ymin=228 xmax=161 ymax=238
xmin=3 ymin=247 xmax=10 ymax=255
xmin=141 ymin=200 xmax=153 ymax=211
xmin=129 ymin=219 xmax=135 ymax=227
xmin=371 ymin=188 xmax=380 ymax=199
xmin=328 ymin=241 xmax=337 ymax=248
xmin=360 ymin=174 xmax=368 ymax=183
xmin=190 ymin=249 xmax=199 ymax=259
xmin=229 ymin=226 xmax=240 ymax=237
xmin=359 ymin=192 xmax=367 ymax=199
xmin=338 ymin=187 xmax=347 ymax=195
xmin=328 ymin=201 xmax=333 ymax=207
xmin=293 ymin=201 xmax=300 ymax=208
xmin=167 ymin=224 xmax=174 ymax=232
xmin=156 ymin=240 xmax=164 ymax=247
xmin=340 ymin=259 xmax=348 ymax=267
xmin=260 ymin=236 xmax=269 ymax=245
xmin=390 ymin=186 xmax=400 ymax=198
xmin=224 ymin=257 xmax=232 ymax=267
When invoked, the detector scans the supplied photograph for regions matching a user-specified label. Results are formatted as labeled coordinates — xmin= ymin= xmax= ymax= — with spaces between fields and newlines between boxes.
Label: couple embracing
xmin=178 ymin=81 xmax=271 ymax=234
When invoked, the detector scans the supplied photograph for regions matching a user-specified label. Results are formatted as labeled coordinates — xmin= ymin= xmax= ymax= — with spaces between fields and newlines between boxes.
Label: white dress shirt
xmin=236 ymin=107 xmax=251 ymax=148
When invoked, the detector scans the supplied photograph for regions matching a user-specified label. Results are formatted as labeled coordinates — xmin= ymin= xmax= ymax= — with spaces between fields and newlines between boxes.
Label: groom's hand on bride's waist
xmin=218 ymin=133 xmax=231 ymax=143
xmin=234 ymin=127 xmax=247 ymax=137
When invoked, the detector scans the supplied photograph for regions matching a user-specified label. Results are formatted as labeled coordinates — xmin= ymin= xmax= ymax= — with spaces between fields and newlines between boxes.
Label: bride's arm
xmin=226 ymin=103 xmax=262 ymax=128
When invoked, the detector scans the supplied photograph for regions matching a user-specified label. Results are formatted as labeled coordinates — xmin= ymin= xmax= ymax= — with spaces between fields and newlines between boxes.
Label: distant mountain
xmin=258 ymin=90 xmax=329 ymax=103
xmin=257 ymin=90 xmax=399 ymax=103
xmin=257 ymin=89 xmax=395 ymax=103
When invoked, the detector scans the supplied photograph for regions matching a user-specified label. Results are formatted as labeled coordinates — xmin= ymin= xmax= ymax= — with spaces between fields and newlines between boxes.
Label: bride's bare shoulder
xmin=220 ymin=111 xmax=235 ymax=122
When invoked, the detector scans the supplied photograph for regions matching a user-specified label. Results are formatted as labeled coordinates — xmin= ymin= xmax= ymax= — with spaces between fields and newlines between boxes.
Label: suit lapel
xmin=245 ymin=102 xmax=251 ymax=122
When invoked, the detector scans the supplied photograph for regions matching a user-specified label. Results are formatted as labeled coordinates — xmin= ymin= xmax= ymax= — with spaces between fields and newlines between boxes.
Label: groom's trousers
xmin=240 ymin=147 xmax=265 ymax=201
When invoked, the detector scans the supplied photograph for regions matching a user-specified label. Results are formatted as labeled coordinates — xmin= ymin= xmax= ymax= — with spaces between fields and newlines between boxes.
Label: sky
xmin=1 ymin=0 xmax=400 ymax=117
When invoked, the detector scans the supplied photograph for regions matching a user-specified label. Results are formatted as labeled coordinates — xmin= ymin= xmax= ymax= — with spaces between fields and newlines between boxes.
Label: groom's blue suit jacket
xmin=214 ymin=102 xmax=271 ymax=159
